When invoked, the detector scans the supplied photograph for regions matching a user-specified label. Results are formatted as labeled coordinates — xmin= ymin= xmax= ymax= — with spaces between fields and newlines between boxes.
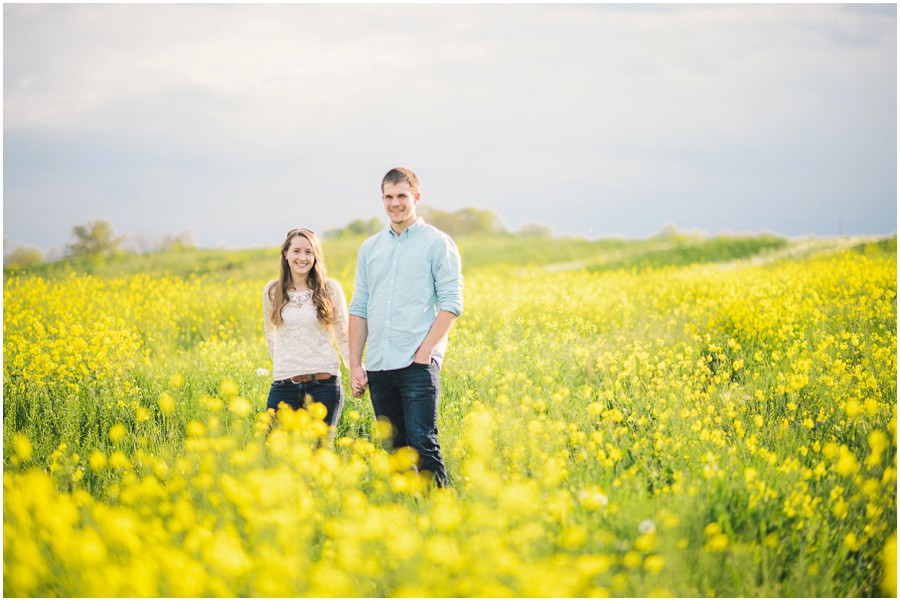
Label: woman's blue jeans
xmin=266 ymin=375 xmax=344 ymax=430
xmin=366 ymin=360 xmax=448 ymax=487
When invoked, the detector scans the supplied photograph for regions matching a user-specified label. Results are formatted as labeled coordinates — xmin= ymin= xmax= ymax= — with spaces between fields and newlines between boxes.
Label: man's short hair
xmin=382 ymin=167 xmax=419 ymax=195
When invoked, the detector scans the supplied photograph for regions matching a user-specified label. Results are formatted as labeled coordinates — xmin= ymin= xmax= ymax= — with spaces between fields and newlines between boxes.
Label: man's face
xmin=382 ymin=181 xmax=420 ymax=231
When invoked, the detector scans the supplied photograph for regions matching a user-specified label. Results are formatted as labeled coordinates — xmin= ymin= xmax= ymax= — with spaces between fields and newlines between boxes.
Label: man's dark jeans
xmin=367 ymin=360 xmax=448 ymax=487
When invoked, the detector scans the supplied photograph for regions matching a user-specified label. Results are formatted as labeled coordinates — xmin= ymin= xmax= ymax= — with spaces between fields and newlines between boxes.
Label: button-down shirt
xmin=349 ymin=217 xmax=463 ymax=371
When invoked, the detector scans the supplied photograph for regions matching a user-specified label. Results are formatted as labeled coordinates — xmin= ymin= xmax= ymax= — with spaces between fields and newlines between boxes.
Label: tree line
xmin=4 ymin=221 xmax=196 ymax=268
xmin=325 ymin=206 xmax=552 ymax=239
xmin=4 ymin=208 xmax=553 ymax=268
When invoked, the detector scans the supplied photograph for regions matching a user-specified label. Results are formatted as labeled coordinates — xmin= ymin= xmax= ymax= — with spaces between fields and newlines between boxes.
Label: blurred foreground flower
xmin=229 ymin=396 xmax=252 ymax=417
xmin=884 ymin=533 xmax=897 ymax=597
xmin=13 ymin=434 xmax=33 ymax=461
xmin=219 ymin=377 xmax=240 ymax=399
xmin=158 ymin=392 xmax=176 ymax=416
xmin=108 ymin=424 xmax=126 ymax=444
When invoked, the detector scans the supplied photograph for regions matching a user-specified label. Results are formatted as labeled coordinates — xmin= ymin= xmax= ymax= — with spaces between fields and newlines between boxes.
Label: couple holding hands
xmin=262 ymin=167 xmax=463 ymax=487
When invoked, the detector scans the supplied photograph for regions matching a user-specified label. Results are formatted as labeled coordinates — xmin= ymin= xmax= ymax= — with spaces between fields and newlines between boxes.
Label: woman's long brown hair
xmin=269 ymin=228 xmax=334 ymax=327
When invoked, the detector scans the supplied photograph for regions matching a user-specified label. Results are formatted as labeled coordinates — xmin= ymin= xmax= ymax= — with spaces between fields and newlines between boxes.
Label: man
xmin=348 ymin=167 xmax=463 ymax=487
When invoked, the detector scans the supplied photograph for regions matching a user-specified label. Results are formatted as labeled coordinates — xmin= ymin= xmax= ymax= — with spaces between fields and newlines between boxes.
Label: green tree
xmin=324 ymin=217 xmax=384 ymax=239
xmin=419 ymin=206 xmax=505 ymax=237
xmin=65 ymin=220 xmax=124 ymax=259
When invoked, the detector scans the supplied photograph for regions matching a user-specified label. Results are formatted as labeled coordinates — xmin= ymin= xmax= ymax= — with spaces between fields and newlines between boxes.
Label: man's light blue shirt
xmin=349 ymin=217 xmax=463 ymax=371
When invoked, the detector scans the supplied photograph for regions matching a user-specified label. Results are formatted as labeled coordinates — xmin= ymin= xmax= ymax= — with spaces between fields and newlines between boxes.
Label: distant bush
xmin=518 ymin=223 xmax=553 ymax=238
xmin=158 ymin=230 xmax=197 ymax=252
xmin=325 ymin=218 xmax=384 ymax=239
xmin=851 ymin=236 xmax=897 ymax=257
xmin=4 ymin=245 xmax=43 ymax=268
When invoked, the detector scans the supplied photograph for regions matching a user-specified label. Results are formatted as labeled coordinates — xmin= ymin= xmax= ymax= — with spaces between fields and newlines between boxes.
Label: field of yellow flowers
xmin=4 ymin=235 xmax=897 ymax=597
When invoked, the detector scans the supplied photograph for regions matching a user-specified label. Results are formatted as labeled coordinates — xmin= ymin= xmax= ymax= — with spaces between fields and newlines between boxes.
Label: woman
xmin=263 ymin=228 xmax=350 ymax=436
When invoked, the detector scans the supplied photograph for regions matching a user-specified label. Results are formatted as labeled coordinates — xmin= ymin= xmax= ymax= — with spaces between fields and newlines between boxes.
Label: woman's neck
xmin=288 ymin=277 xmax=309 ymax=292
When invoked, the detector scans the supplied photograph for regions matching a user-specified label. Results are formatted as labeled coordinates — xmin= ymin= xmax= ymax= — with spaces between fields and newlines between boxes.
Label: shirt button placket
xmin=386 ymin=242 xmax=398 ymax=350
xmin=387 ymin=238 xmax=400 ymax=365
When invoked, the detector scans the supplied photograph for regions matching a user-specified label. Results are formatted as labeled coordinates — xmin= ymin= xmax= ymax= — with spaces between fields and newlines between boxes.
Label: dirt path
xmin=536 ymin=235 xmax=890 ymax=274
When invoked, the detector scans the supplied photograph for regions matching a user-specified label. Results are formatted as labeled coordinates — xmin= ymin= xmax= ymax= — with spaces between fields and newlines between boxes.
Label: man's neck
xmin=391 ymin=216 xmax=418 ymax=235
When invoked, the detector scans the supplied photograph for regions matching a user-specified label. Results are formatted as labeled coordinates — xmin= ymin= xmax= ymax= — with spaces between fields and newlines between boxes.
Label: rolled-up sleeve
xmin=433 ymin=236 xmax=463 ymax=317
xmin=348 ymin=240 xmax=369 ymax=319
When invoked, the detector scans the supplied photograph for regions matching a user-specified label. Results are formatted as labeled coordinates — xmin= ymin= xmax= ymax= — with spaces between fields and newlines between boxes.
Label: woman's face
xmin=284 ymin=234 xmax=315 ymax=281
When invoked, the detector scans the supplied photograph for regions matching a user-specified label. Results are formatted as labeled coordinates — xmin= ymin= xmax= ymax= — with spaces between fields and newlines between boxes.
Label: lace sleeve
xmin=329 ymin=279 xmax=351 ymax=368
xmin=262 ymin=281 xmax=277 ymax=359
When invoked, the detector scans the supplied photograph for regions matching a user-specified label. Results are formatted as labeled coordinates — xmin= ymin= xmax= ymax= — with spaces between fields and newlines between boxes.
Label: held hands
xmin=350 ymin=365 xmax=368 ymax=398
xmin=350 ymin=346 xmax=431 ymax=398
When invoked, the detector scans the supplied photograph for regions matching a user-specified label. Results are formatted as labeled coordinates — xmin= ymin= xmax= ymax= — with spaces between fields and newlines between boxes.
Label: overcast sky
xmin=4 ymin=3 xmax=897 ymax=252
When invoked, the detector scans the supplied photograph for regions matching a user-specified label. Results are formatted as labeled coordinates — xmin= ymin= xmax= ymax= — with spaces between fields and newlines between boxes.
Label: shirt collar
xmin=387 ymin=216 xmax=425 ymax=238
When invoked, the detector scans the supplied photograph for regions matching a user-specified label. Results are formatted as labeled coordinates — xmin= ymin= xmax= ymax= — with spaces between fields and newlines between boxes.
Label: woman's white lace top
xmin=262 ymin=278 xmax=351 ymax=380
